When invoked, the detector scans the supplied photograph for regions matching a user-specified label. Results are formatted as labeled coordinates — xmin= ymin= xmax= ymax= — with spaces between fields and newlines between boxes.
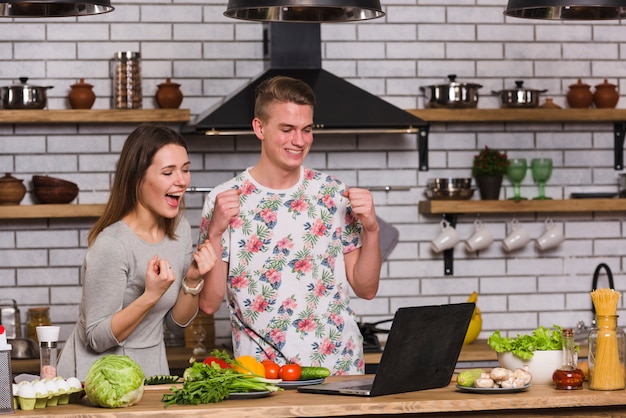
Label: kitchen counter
xmin=11 ymin=377 xmax=626 ymax=417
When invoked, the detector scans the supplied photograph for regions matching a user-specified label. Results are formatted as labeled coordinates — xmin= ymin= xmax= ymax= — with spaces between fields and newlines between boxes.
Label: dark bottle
xmin=552 ymin=328 xmax=584 ymax=390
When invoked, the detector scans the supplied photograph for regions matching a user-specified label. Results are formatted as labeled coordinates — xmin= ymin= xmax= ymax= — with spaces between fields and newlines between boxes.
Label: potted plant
xmin=472 ymin=146 xmax=509 ymax=200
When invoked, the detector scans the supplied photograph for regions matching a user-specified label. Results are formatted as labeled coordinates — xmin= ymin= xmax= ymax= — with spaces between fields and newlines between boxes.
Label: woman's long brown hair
xmin=88 ymin=124 xmax=188 ymax=246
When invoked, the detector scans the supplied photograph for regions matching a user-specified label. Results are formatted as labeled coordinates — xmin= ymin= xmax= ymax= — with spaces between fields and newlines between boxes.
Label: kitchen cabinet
xmin=408 ymin=108 xmax=626 ymax=170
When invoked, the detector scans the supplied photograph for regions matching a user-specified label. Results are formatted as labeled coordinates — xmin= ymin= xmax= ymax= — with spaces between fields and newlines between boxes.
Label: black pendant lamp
xmin=224 ymin=0 xmax=385 ymax=22
xmin=0 ymin=0 xmax=113 ymax=17
xmin=504 ymin=0 xmax=626 ymax=20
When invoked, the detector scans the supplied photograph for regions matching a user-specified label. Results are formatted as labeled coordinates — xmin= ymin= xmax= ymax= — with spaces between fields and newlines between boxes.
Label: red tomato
xmin=203 ymin=356 xmax=231 ymax=369
xmin=279 ymin=363 xmax=302 ymax=381
xmin=262 ymin=360 xmax=280 ymax=379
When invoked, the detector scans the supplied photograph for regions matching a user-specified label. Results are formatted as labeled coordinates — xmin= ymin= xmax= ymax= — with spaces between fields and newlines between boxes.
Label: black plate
xmin=571 ymin=192 xmax=617 ymax=199
xmin=455 ymin=384 xmax=531 ymax=394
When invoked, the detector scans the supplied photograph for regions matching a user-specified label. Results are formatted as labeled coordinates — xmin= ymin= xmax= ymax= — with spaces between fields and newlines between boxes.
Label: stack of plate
xmin=426 ymin=178 xmax=475 ymax=200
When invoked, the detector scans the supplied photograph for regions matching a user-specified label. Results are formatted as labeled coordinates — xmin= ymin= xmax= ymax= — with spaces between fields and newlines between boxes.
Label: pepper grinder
xmin=36 ymin=326 xmax=60 ymax=379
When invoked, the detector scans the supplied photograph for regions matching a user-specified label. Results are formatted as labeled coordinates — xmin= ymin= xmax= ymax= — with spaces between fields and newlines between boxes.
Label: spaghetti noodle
xmin=590 ymin=288 xmax=624 ymax=390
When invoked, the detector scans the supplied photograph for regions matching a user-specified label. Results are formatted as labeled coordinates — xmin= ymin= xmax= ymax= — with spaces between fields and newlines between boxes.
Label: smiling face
xmin=253 ymin=100 xmax=314 ymax=178
xmin=138 ymin=143 xmax=190 ymax=220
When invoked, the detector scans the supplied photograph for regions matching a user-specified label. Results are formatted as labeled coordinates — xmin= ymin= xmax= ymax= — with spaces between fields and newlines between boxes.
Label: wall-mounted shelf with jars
xmin=0 ymin=109 xmax=190 ymax=124
xmin=407 ymin=108 xmax=626 ymax=170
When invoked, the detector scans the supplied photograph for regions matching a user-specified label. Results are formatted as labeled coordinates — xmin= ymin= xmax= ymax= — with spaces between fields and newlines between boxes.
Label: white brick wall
xmin=1 ymin=1 xmax=625 ymax=349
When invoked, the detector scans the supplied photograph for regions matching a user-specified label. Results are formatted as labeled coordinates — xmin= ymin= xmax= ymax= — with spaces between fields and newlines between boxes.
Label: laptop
xmin=297 ymin=302 xmax=474 ymax=397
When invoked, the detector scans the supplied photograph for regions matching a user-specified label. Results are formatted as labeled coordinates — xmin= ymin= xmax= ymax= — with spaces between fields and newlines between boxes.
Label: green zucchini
xmin=144 ymin=375 xmax=180 ymax=385
xmin=300 ymin=366 xmax=330 ymax=380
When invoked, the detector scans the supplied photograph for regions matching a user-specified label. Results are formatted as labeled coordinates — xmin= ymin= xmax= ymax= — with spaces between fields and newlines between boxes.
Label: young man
xmin=198 ymin=76 xmax=381 ymax=374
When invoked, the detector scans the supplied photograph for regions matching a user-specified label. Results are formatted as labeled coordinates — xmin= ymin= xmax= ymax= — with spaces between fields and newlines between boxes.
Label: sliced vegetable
xmin=300 ymin=366 xmax=330 ymax=380
xmin=144 ymin=375 xmax=180 ymax=385
xmin=279 ymin=364 xmax=302 ymax=381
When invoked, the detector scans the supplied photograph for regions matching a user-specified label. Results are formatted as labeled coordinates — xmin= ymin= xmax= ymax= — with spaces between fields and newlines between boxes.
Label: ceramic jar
xmin=68 ymin=78 xmax=96 ymax=109
xmin=0 ymin=173 xmax=27 ymax=205
xmin=567 ymin=79 xmax=594 ymax=108
xmin=540 ymin=98 xmax=562 ymax=109
xmin=594 ymin=79 xmax=619 ymax=108
xmin=155 ymin=78 xmax=183 ymax=109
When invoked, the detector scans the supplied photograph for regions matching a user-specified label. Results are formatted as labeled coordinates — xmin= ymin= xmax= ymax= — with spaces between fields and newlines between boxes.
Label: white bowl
xmin=497 ymin=350 xmax=563 ymax=385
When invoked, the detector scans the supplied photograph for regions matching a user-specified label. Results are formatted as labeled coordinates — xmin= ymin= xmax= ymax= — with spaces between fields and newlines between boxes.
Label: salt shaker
xmin=0 ymin=325 xmax=13 ymax=414
xmin=36 ymin=326 xmax=60 ymax=379
xmin=112 ymin=51 xmax=142 ymax=109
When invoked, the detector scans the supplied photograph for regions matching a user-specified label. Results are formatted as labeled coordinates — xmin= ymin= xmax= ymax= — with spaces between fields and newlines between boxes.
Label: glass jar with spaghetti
xmin=588 ymin=315 xmax=626 ymax=390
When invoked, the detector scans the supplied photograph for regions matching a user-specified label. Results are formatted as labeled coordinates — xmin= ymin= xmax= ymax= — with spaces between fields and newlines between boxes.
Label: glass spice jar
xmin=588 ymin=315 xmax=626 ymax=390
xmin=27 ymin=307 xmax=51 ymax=344
xmin=112 ymin=51 xmax=142 ymax=109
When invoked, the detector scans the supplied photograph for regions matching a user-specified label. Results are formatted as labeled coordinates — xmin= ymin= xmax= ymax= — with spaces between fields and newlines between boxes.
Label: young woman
xmin=58 ymin=124 xmax=217 ymax=380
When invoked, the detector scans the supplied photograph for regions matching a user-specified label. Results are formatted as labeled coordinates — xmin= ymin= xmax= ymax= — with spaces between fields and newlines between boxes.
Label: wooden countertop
xmin=11 ymin=377 xmax=626 ymax=417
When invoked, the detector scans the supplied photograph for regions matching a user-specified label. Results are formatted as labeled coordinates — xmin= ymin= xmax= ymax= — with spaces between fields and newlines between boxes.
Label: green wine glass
xmin=507 ymin=158 xmax=527 ymax=200
xmin=531 ymin=158 xmax=553 ymax=200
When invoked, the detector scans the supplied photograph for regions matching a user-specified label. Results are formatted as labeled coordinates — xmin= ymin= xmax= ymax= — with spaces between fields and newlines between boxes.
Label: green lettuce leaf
xmin=487 ymin=325 xmax=564 ymax=360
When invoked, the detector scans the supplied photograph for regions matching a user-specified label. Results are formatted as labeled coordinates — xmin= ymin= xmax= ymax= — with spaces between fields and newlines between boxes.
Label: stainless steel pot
xmin=420 ymin=74 xmax=483 ymax=109
xmin=1 ymin=77 xmax=54 ymax=109
xmin=492 ymin=80 xmax=547 ymax=108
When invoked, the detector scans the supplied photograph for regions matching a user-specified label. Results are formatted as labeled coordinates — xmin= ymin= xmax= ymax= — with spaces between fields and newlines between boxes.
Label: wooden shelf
xmin=419 ymin=198 xmax=626 ymax=215
xmin=407 ymin=108 xmax=626 ymax=123
xmin=0 ymin=109 xmax=190 ymax=123
xmin=0 ymin=204 xmax=105 ymax=219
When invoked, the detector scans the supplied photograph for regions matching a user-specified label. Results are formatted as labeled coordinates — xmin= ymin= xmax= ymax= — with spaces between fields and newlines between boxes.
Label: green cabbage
xmin=85 ymin=355 xmax=145 ymax=408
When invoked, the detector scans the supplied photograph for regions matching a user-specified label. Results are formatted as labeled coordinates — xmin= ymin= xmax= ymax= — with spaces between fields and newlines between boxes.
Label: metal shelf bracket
xmin=418 ymin=125 xmax=430 ymax=171
xmin=614 ymin=122 xmax=625 ymax=170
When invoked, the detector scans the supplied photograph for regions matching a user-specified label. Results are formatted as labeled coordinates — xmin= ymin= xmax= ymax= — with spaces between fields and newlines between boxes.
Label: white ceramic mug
xmin=536 ymin=218 xmax=565 ymax=250
xmin=465 ymin=219 xmax=494 ymax=253
xmin=431 ymin=219 xmax=460 ymax=253
xmin=502 ymin=219 xmax=531 ymax=252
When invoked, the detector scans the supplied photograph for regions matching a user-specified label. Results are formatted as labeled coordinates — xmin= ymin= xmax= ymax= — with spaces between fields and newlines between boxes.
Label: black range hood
xmin=183 ymin=22 xmax=427 ymax=136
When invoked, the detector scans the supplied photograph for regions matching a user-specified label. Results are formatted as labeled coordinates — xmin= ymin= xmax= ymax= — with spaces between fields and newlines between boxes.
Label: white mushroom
xmin=513 ymin=368 xmax=532 ymax=385
xmin=490 ymin=367 xmax=513 ymax=382
xmin=474 ymin=377 xmax=497 ymax=388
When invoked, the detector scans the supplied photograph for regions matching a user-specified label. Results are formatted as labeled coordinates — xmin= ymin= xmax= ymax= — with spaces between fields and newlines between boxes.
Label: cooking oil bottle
xmin=552 ymin=328 xmax=584 ymax=390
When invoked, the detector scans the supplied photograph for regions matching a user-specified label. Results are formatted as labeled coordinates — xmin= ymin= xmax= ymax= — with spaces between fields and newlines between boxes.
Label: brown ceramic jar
xmin=68 ymin=78 xmax=96 ymax=109
xmin=0 ymin=173 xmax=27 ymax=205
xmin=566 ymin=79 xmax=594 ymax=108
xmin=155 ymin=78 xmax=183 ymax=109
xmin=540 ymin=98 xmax=562 ymax=109
xmin=593 ymin=79 xmax=619 ymax=108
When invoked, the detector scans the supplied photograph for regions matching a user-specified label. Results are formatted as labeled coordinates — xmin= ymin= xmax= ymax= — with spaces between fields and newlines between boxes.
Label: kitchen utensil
xmin=594 ymin=79 xmax=619 ymax=108
xmin=506 ymin=158 xmax=527 ymax=200
xmin=492 ymin=80 xmax=547 ymax=108
xmin=420 ymin=74 xmax=482 ymax=109
xmin=9 ymin=338 xmax=39 ymax=359
xmin=68 ymin=78 xmax=96 ymax=109
xmin=32 ymin=175 xmax=79 ymax=204
xmin=0 ymin=173 xmax=27 ymax=205
xmin=155 ymin=78 xmax=183 ymax=109
xmin=464 ymin=219 xmax=493 ymax=253
xmin=502 ymin=218 xmax=530 ymax=252
xmin=426 ymin=177 xmax=475 ymax=200
xmin=427 ymin=177 xmax=472 ymax=189
xmin=0 ymin=77 xmax=53 ymax=109
xmin=567 ymin=79 xmax=593 ymax=108
xmin=0 ymin=299 xmax=20 ymax=339
xmin=425 ymin=188 xmax=476 ymax=200
xmin=531 ymin=158 xmax=553 ymax=199
xmin=536 ymin=218 xmax=564 ymax=251
xmin=431 ymin=219 xmax=460 ymax=253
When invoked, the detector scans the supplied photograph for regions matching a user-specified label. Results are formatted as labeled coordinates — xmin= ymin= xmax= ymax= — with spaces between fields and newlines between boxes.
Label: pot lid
xmin=0 ymin=173 xmax=23 ymax=183
xmin=569 ymin=78 xmax=590 ymax=88
xmin=71 ymin=78 xmax=93 ymax=88
xmin=6 ymin=77 xmax=53 ymax=90
xmin=494 ymin=80 xmax=548 ymax=93
xmin=595 ymin=78 xmax=617 ymax=88
xmin=158 ymin=78 xmax=180 ymax=87
xmin=422 ymin=74 xmax=483 ymax=89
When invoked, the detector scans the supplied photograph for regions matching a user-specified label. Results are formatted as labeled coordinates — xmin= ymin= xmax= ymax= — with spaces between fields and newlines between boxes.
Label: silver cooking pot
xmin=1 ymin=77 xmax=54 ymax=109
xmin=492 ymin=80 xmax=547 ymax=108
xmin=420 ymin=74 xmax=483 ymax=109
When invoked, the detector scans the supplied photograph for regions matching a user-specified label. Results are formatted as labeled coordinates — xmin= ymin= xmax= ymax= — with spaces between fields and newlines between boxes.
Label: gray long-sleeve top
xmin=57 ymin=218 xmax=194 ymax=381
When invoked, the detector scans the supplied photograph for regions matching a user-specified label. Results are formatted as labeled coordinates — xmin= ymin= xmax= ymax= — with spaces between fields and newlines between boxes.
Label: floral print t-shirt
xmin=198 ymin=167 xmax=365 ymax=374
